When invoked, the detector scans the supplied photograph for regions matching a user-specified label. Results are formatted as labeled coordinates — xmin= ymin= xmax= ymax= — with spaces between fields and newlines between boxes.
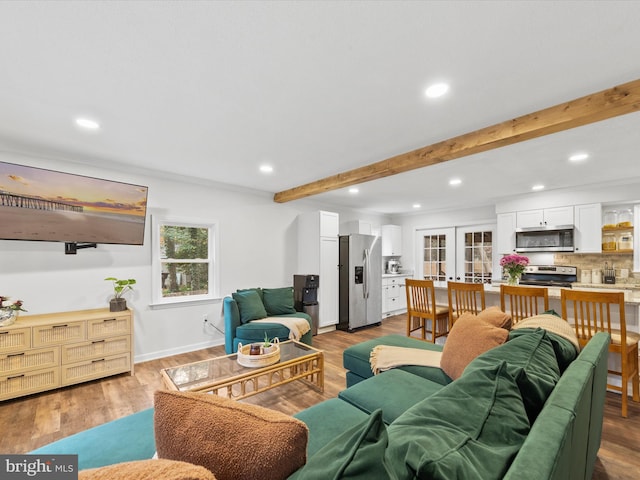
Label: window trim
xmin=150 ymin=215 xmax=219 ymax=306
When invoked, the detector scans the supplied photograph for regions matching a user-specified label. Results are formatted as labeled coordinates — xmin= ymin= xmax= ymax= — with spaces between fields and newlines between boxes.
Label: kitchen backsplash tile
xmin=553 ymin=253 xmax=635 ymax=283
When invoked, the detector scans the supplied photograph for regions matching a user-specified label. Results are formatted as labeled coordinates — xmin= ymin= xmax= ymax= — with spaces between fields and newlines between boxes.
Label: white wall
xmin=0 ymin=150 xmax=385 ymax=362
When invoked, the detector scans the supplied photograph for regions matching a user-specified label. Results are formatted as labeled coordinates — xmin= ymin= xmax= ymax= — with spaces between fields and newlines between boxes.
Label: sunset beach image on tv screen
xmin=0 ymin=161 xmax=148 ymax=245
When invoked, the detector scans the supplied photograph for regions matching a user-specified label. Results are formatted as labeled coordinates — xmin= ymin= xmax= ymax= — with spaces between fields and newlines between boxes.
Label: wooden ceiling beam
xmin=273 ymin=78 xmax=640 ymax=203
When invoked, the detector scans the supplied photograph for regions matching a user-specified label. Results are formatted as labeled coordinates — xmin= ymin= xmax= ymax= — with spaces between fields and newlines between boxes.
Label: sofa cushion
xmin=338 ymin=369 xmax=445 ymax=424
xmin=511 ymin=314 xmax=580 ymax=372
xmin=232 ymin=289 xmax=267 ymax=323
xmin=440 ymin=312 xmax=509 ymax=380
xmin=290 ymin=409 xmax=395 ymax=480
xmin=293 ymin=398 xmax=370 ymax=458
xmin=343 ymin=334 xmax=451 ymax=386
xmin=386 ymin=362 xmax=530 ymax=480
xmin=78 ymin=459 xmax=217 ymax=480
xmin=154 ymin=390 xmax=307 ymax=480
xmin=263 ymin=287 xmax=296 ymax=315
xmin=464 ymin=328 xmax=561 ymax=422
xmin=235 ymin=321 xmax=292 ymax=343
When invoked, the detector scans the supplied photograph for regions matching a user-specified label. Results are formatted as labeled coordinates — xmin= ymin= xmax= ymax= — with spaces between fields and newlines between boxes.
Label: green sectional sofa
xmin=32 ymin=329 xmax=609 ymax=480
xmin=223 ymin=287 xmax=313 ymax=354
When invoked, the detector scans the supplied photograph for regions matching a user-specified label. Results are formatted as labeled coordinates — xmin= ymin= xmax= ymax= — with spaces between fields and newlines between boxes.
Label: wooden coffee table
xmin=160 ymin=340 xmax=324 ymax=400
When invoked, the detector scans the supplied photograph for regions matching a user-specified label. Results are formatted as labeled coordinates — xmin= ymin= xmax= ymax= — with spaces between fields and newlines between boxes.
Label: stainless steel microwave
xmin=515 ymin=225 xmax=575 ymax=252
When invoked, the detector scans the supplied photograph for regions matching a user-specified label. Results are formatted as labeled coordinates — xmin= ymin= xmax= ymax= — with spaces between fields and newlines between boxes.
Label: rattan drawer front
xmin=0 ymin=367 xmax=60 ymax=401
xmin=0 ymin=328 xmax=31 ymax=353
xmin=61 ymin=353 xmax=131 ymax=386
xmin=87 ymin=315 xmax=131 ymax=340
xmin=33 ymin=321 xmax=85 ymax=347
xmin=0 ymin=347 xmax=59 ymax=376
xmin=61 ymin=335 xmax=130 ymax=364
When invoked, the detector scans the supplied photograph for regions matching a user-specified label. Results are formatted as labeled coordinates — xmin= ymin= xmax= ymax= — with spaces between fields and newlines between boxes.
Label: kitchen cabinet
xmin=516 ymin=206 xmax=574 ymax=228
xmin=0 ymin=308 xmax=133 ymax=401
xmin=574 ymin=203 xmax=602 ymax=253
xmin=344 ymin=220 xmax=372 ymax=235
xmin=298 ymin=211 xmax=339 ymax=328
xmin=382 ymin=225 xmax=402 ymax=256
xmin=496 ymin=212 xmax=517 ymax=254
xmin=382 ymin=274 xmax=410 ymax=316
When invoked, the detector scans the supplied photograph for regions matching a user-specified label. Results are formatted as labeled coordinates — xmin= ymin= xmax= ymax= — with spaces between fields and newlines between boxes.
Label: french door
xmin=416 ymin=224 xmax=495 ymax=287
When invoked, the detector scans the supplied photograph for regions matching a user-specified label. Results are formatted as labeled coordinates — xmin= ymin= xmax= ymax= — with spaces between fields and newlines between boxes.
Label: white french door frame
xmin=414 ymin=227 xmax=456 ymax=288
xmin=414 ymin=223 xmax=497 ymax=287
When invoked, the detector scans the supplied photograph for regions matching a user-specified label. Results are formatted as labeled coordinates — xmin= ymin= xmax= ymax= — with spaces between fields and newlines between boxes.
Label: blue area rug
xmin=30 ymin=408 xmax=156 ymax=470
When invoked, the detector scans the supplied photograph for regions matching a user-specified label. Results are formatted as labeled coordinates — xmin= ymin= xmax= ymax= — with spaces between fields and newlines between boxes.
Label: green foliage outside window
xmin=160 ymin=225 xmax=210 ymax=297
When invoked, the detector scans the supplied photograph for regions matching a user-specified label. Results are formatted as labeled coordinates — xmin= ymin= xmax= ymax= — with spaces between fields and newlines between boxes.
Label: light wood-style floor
xmin=1 ymin=314 xmax=638 ymax=479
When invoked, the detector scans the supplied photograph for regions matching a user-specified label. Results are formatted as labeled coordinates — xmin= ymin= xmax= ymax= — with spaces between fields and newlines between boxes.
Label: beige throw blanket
xmin=370 ymin=345 xmax=443 ymax=375
xmin=512 ymin=314 xmax=581 ymax=352
xmin=251 ymin=317 xmax=311 ymax=341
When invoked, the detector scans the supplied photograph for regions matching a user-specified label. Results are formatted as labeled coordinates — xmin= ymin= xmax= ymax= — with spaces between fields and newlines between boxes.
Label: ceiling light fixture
xmin=259 ymin=165 xmax=274 ymax=174
xmin=75 ymin=117 xmax=100 ymax=130
xmin=425 ymin=82 xmax=450 ymax=99
xmin=349 ymin=188 xmax=359 ymax=194
xmin=532 ymin=184 xmax=545 ymax=191
xmin=569 ymin=152 xmax=589 ymax=162
xmin=449 ymin=178 xmax=462 ymax=186
xmin=413 ymin=203 xmax=421 ymax=209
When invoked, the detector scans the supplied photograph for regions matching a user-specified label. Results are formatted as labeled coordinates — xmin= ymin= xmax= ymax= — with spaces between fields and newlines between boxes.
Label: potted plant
xmin=105 ymin=277 xmax=136 ymax=312
xmin=262 ymin=333 xmax=279 ymax=354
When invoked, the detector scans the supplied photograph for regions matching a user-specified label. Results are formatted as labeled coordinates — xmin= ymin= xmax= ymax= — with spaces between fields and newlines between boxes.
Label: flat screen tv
xmin=0 ymin=161 xmax=148 ymax=250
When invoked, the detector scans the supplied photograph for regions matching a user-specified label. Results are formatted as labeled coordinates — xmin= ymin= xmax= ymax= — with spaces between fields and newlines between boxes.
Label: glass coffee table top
xmin=163 ymin=340 xmax=320 ymax=392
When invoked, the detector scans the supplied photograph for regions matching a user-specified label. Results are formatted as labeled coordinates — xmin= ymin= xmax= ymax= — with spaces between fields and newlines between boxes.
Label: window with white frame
xmin=151 ymin=216 xmax=217 ymax=304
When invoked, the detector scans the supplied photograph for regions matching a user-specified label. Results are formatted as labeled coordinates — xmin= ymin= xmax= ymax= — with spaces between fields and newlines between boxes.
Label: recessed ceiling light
xmin=259 ymin=165 xmax=273 ymax=174
xmin=449 ymin=178 xmax=462 ymax=186
xmin=569 ymin=152 xmax=589 ymax=162
xmin=532 ymin=184 xmax=545 ymax=191
xmin=413 ymin=203 xmax=421 ymax=209
xmin=75 ymin=117 xmax=100 ymax=130
xmin=425 ymin=82 xmax=450 ymax=99
xmin=349 ymin=188 xmax=359 ymax=194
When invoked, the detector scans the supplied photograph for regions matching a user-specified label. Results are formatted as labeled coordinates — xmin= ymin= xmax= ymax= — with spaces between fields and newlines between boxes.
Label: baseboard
xmin=134 ymin=339 xmax=224 ymax=363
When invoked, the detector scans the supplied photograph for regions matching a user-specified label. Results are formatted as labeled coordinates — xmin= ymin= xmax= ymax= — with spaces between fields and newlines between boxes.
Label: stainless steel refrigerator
xmin=338 ymin=234 xmax=382 ymax=332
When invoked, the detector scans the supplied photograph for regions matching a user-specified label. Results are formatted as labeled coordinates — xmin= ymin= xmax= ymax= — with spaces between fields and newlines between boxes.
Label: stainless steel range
xmin=519 ymin=265 xmax=577 ymax=288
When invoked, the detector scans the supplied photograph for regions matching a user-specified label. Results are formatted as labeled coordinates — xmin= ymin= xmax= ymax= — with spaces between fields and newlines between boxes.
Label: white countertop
xmin=482 ymin=282 xmax=640 ymax=304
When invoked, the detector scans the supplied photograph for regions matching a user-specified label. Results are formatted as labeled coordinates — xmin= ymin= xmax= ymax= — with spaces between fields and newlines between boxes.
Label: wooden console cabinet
xmin=0 ymin=308 xmax=133 ymax=401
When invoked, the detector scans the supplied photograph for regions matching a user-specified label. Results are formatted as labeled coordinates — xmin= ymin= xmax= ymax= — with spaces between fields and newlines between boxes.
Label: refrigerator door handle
xmin=363 ymin=248 xmax=370 ymax=299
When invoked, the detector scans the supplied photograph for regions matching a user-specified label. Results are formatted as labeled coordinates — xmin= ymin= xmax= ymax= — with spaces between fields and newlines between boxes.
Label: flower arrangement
xmin=0 ymin=296 xmax=27 ymax=312
xmin=500 ymin=254 xmax=529 ymax=285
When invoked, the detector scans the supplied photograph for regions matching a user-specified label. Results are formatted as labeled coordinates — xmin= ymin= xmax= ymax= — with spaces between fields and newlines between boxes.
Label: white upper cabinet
xmin=516 ymin=206 xmax=574 ymax=228
xmin=381 ymin=225 xmax=402 ymax=256
xmin=496 ymin=212 xmax=517 ymax=254
xmin=574 ymin=203 xmax=602 ymax=253
xmin=320 ymin=211 xmax=339 ymax=237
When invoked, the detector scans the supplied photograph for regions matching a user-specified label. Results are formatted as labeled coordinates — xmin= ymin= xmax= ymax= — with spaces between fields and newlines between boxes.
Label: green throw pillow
xmin=464 ymin=329 xmax=561 ymax=422
xmin=263 ymin=287 xmax=296 ymax=315
xmin=291 ymin=409 xmax=395 ymax=480
xmin=386 ymin=362 xmax=530 ymax=480
xmin=509 ymin=328 xmax=578 ymax=373
xmin=232 ymin=290 xmax=267 ymax=324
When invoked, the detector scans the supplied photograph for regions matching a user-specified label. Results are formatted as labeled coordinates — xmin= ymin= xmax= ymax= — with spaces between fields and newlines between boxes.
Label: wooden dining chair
xmin=500 ymin=284 xmax=549 ymax=325
xmin=447 ymin=281 xmax=486 ymax=328
xmin=561 ymin=289 xmax=640 ymax=417
xmin=405 ymin=279 xmax=450 ymax=343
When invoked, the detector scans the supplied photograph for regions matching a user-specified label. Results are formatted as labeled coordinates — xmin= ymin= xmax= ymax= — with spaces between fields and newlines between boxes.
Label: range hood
xmin=515 ymin=225 xmax=575 ymax=252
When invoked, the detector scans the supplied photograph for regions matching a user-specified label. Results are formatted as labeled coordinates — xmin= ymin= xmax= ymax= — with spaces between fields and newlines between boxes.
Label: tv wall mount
xmin=65 ymin=242 xmax=97 ymax=255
